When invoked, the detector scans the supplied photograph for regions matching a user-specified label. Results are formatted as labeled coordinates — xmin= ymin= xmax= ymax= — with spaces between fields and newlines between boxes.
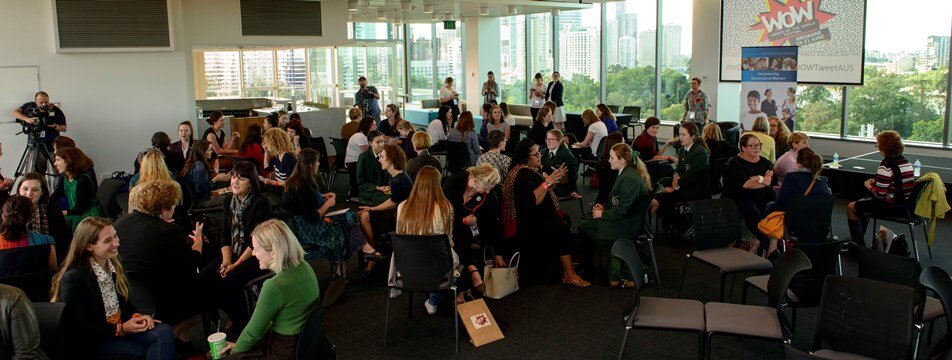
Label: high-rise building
xmin=927 ymin=35 xmax=950 ymax=69
xmin=530 ymin=15 xmax=553 ymax=74
xmin=559 ymin=11 xmax=582 ymax=31
xmin=662 ymin=24 xmax=682 ymax=68
xmin=638 ymin=30 xmax=656 ymax=67
xmin=561 ymin=27 xmax=598 ymax=81
xmin=619 ymin=36 xmax=638 ymax=68
xmin=606 ymin=21 xmax=619 ymax=65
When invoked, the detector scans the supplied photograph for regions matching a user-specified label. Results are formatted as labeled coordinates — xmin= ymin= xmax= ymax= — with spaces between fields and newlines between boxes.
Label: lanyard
xmin=464 ymin=191 xmax=487 ymax=215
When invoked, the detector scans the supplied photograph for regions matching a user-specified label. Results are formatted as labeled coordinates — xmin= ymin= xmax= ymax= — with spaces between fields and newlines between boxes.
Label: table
xmin=565 ymin=112 xmax=634 ymax=141
xmin=404 ymin=108 xmax=438 ymax=126
xmin=822 ymin=151 xmax=952 ymax=203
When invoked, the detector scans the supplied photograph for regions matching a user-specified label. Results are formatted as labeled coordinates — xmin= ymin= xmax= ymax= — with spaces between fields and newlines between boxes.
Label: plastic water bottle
xmin=833 ymin=152 xmax=839 ymax=165
xmin=914 ymin=160 xmax=921 ymax=177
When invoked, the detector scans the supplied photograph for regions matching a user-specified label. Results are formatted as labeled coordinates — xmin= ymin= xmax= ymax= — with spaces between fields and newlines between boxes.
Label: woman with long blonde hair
xmin=261 ymin=128 xmax=297 ymax=188
xmin=51 ymin=217 xmax=174 ymax=359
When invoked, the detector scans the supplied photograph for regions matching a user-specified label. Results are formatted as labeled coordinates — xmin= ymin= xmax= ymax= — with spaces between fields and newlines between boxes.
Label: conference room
xmin=2 ymin=0 xmax=952 ymax=359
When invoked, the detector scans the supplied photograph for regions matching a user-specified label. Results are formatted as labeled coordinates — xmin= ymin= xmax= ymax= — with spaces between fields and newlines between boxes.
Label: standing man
xmin=681 ymin=77 xmax=710 ymax=125
xmin=355 ymin=76 xmax=381 ymax=124
xmin=11 ymin=91 xmax=67 ymax=175
xmin=545 ymin=71 xmax=565 ymax=130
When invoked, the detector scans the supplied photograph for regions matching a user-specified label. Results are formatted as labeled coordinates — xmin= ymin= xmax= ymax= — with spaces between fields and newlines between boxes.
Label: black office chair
xmin=863 ymin=178 xmax=934 ymax=261
xmin=384 ymin=233 xmax=459 ymax=352
xmin=125 ymin=271 xmax=156 ymax=316
xmin=97 ymin=177 xmax=126 ymax=219
xmin=296 ymin=307 xmax=338 ymax=359
xmin=34 ymin=302 xmax=66 ymax=360
xmin=328 ymin=138 xmax=352 ymax=193
xmin=921 ymin=266 xmax=952 ymax=360
xmin=317 ymin=276 xmax=347 ymax=310
xmin=310 ymin=136 xmax=333 ymax=193
xmin=0 ymin=246 xmax=55 ymax=302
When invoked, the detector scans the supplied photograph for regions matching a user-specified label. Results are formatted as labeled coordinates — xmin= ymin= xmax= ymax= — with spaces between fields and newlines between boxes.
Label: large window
xmin=605 ymin=0 xmax=656 ymax=117
xmin=203 ymin=51 xmax=240 ymax=98
xmin=558 ymin=5 xmax=601 ymax=111
xmin=242 ymin=51 xmax=275 ymax=98
xmin=529 ymin=13 xmax=554 ymax=85
xmin=275 ymin=49 xmax=306 ymax=101
xmin=435 ymin=25 xmax=464 ymax=100
xmin=797 ymin=85 xmax=843 ymax=136
xmin=500 ymin=16 xmax=527 ymax=104
xmin=409 ymin=24 xmax=435 ymax=102
xmin=659 ymin=0 xmax=692 ymax=121
xmin=307 ymin=48 xmax=335 ymax=106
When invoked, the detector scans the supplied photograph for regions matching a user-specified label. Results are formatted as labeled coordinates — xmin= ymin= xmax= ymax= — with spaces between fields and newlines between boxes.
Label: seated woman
xmin=147 ymin=132 xmax=183 ymax=175
xmin=358 ymin=144 xmax=412 ymax=271
xmin=204 ymin=111 xmax=241 ymax=159
xmin=768 ymin=116 xmax=792 ymax=156
xmin=571 ymin=109 xmax=609 ymax=160
xmin=541 ymin=129 xmax=579 ymax=198
xmin=766 ymin=147 xmax=831 ymax=214
xmin=499 ymin=102 xmax=515 ymax=126
xmin=220 ymin=219 xmax=319 ymax=359
xmin=596 ymin=103 xmax=619 ymax=134
xmin=447 ymin=112 xmax=481 ymax=167
xmin=396 ymin=120 xmax=417 ymax=160
xmin=480 ymin=105 xmax=510 ymax=149
xmin=356 ymin=131 xmax=391 ymax=205
xmin=238 ymin=124 xmax=265 ymax=173
xmin=18 ymin=172 xmax=70 ymax=261
xmin=53 ymin=147 xmax=105 ymax=233
xmin=427 ymin=105 xmax=453 ymax=150
xmin=655 ymin=123 xmax=711 ymax=229
xmin=443 ymin=164 xmax=505 ymax=297
xmin=503 ymin=138 xmax=590 ymax=288
xmin=282 ymin=149 xmax=366 ymax=263
xmin=200 ymin=162 xmax=273 ymax=338
xmin=182 ymin=140 xmax=231 ymax=207
xmin=341 ymin=107 xmax=362 ymax=140
xmin=0 ymin=196 xmax=57 ymax=277
xmin=579 ymin=144 xmax=652 ymax=287
xmin=406 ymin=132 xmax=442 ymax=182
xmin=633 ymin=117 xmax=676 ymax=182
xmin=595 ymin=133 xmax=626 ymax=205
xmin=130 ymin=149 xmax=177 ymax=188
xmin=477 ymin=130 xmax=512 ymax=183
xmin=773 ymin=131 xmax=809 ymax=191
xmin=379 ymin=104 xmax=406 ymax=139
xmin=529 ymin=106 xmax=555 ymax=146
xmin=394 ymin=166 xmax=460 ymax=314
xmin=261 ymin=128 xmax=297 ymax=189
xmin=51 ymin=217 xmax=174 ymax=360
xmin=286 ymin=116 xmax=311 ymax=153
xmin=345 ymin=116 xmax=378 ymax=198
xmin=168 ymin=120 xmax=194 ymax=165
xmin=702 ymin=122 xmax=740 ymax=161
xmin=115 ymin=181 xmax=203 ymax=346
xmin=723 ymin=133 xmax=776 ymax=255
xmin=847 ymin=130 xmax=915 ymax=247
xmin=744 ymin=117 xmax=776 ymax=162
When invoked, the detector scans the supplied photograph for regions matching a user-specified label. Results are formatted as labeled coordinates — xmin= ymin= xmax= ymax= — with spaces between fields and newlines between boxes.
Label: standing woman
xmin=219 ymin=220 xmax=319 ymax=359
xmin=681 ymin=77 xmax=710 ymax=125
xmin=203 ymin=111 xmax=240 ymax=159
xmin=529 ymin=73 xmax=546 ymax=120
xmin=169 ymin=121 xmax=194 ymax=164
xmin=579 ymin=144 xmax=652 ymax=287
xmin=443 ymin=164 xmax=505 ymax=296
xmin=482 ymin=71 xmax=500 ymax=105
xmin=439 ymin=77 xmax=461 ymax=125
xmin=571 ymin=109 xmax=608 ymax=160
xmin=17 ymin=172 xmax=70 ymax=261
xmin=53 ymin=147 xmax=104 ymax=233
xmin=448 ymin=112 xmax=481 ymax=167
xmin=201 ymin=162 xmax=273 ymax=337
xmin=282 ymin=149 xmax=365 ymax=263
xmin=530 ymin=105 xmax=554 ymax=147
xmin=544 ymin=71 xmax=566 ymax=130
xmin=379 ymin=104 xmax=406 ymax=138
xmin=261 ymin=128 xmax=297 ymax=188
xmin=595 ymin=104 xmax=618 ymax=134
xmin=503 ymin=138 xmax=590 ymax=287
xmin=51 ymin=217 xmax=174 ymax=360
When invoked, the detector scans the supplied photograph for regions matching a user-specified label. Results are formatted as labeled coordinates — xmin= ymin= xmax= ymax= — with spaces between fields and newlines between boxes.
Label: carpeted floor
xmin=315 ymin=167 xmax=952 ymax=360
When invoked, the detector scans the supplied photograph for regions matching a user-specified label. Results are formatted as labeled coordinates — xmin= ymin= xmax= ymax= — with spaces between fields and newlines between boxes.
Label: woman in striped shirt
xmin=846 ymin=130 xmax=915 ymax=247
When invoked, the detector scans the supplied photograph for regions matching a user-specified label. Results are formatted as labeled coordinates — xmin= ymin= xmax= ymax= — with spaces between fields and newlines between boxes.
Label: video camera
xmin=18 ymin=104 xmax=55 ymax=134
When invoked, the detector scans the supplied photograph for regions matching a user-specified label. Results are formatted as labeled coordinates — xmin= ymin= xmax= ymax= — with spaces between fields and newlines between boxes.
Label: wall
xmin=463 ymin=17 xmax=502 ymax=106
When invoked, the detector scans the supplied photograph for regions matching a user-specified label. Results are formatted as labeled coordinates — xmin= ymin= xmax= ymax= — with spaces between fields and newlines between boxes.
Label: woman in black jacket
xmin=199 ymin=161 xmax=272 ymax=338
xmin=51 ymin=217 xmax=174 ymax=360
xmin=17 ymin=172 xmax=70 ymax=261
xmin=443 ymin=164 xmax=506 ymax=291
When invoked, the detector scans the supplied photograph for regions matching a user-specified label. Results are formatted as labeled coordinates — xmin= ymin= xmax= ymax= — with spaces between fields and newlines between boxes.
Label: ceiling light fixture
xmin=347 ymin=0 xmax=357 ymax=11
xmin=431 ymin=12 xmax=440 ymax=21
xmin=551 ymin=9 xmax=560 ymax=17
xmin=423 ymin=5 xmax=434 ymax=13
xmin=377 ymin=10 xmax=387 ymax=19
xmin=479 ymin=6 xmax=489 ymax=16
xmin=507 ymin=6 xmax=517 ymax=15
xmin=400 ymin=1 xmax=411 ymax=11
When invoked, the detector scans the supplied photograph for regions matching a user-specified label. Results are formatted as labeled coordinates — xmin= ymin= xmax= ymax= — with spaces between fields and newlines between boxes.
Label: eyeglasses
xmin=530 ymin=152 xmax=542 ymax=158
xmin=745 ymin=143 xmax=762 ymax=148
xmin=545 ymin=138 xmax=559 ymax=141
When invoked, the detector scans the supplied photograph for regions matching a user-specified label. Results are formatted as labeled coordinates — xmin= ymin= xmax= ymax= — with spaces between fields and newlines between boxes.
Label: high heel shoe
xmin=468 ymin=268 xmax=486 ymax=294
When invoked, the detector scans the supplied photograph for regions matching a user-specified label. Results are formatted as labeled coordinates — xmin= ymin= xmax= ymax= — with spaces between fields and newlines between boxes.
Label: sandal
xmin=609 ymin=279 xmax=636 ymax=288
xmin=562 ymin=276 xmax=592 ymax=288
xmin=362 ymin=250 xmax=388 ymax=261
xmin=468 ymin=268 xmax=486 ymax=294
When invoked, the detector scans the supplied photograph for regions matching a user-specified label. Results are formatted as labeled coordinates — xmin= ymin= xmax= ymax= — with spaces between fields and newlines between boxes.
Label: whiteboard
xmin=0 ymin=66 xmax=41 ymax=183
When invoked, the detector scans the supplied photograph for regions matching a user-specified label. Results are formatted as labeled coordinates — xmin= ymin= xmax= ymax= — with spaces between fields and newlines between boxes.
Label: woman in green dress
xmin=52 ymin=147 xmax=104 ymax=232
xmin=579 ymin=143 xmax=652 ymax=287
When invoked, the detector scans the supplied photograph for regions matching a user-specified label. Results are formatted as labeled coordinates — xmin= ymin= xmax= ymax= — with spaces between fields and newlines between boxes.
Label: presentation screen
xmin=720 ymin=0 xmax=867 ymax=85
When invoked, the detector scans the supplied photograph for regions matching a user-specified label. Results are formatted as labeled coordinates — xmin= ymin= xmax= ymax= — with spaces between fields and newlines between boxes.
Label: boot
xmin=848 ymin=219 xmax=867 ymax=248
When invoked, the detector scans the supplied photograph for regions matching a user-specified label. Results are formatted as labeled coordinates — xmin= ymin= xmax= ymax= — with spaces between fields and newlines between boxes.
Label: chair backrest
xmin=311 ymin=137 xmax=332 ymax=171
xmin=784 ymin=194 xmax=835 ymax=243
xmin=124 ymin=271 xmax=156 ymax=316
xmin=611 ymin=238 xmax=644 ymax=327
xmin=814 ymin=276 xmax=916 ymax=359
xmin=620 ymin=106 xmax=641 ymax=119
xmin=296 ymin=307 xmax=338 ymax=359
xmin=856 ymin=246 xmax=925 ymax=307
xmin=391 ymin=233 xmax=454 ymax=292
xmin=421 ymin=99 xmax=441 ymax=109
xmin=784 ymin=343 xmax=827 ymax=360
xmin=766 ymin=248 xmax=812 ymax=309
xmin=318 ymin=277 xmax=347 ymax=310
xmin=97 ymin=177 xmax=126 ymax=219
xmin=33 ymin=302 xmax=66 ymax=360
xmin=329 ymin=138 xmax=349 ymax=170
xmin=606 ymin=105 xmax=621 ymax=114
xmin=921 ymin=266 xmax=952 ymax=360
xmin=688 ymin=199 xmax=742 ymax=250
xmin=788 ymin=240 xmax=848 ymax=308
xmin=176 ymin=177 xmax=195 ymax=213
xmin=444 ymin=141 xmax=473 ymax=174
xmin=905 ymin=177 xmax=932 ymax=213
xmin=0 ymin=268 xmax=54 ymax=302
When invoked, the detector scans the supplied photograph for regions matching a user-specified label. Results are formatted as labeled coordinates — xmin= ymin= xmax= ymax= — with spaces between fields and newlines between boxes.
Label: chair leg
xmin=728 ymin=274 xmax=736 ymax=299
xmin=647 ymin=237 xmax=662 ymax=289
xmin=908 ymin=223 xmax=921 ymax=262
xmin=741 ymin=281 xmax=750 ymax=305
xmin=870 ymin=219 xmax=878 ymax=245
xmin=453 ymin=288 xmax=459 ymax=353
xmin=704 ymin=333 xmax=713 ymax=360
xmin=678 ymin=255 xmax=693 ymax=299
xmin=384 ymin=288 xmax=392 ymax=347
xmin=913 ymin=323 xmax=923 ymax=360
xmin=791 ymin=306 xmax=798 ymax=333
xmin=719 ymin=272 xmax=727 ymax=302
xmin=921 ymin=222 xmax=933 ymax=259
xmin=928 ymin=320 xmax=936 ymax=344
xmin=407 ymin=292 xmax=413 ymax=320
xmin=617 ymin=327 xmax=633 ymax=360
xmin=577 ymin=198 xmax=584 ymax=215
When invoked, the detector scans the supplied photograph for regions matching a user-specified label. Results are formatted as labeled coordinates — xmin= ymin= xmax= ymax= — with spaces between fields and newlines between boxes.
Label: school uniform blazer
xmin=541 ymin=145 xmax=578 ymax=194
xmin=356 ymin=150 xmax=391 ymax=204
xmin=675 ymin=144 xmax=711 ymax=200
xmin=598 ymin=166 xmax=649 ymax=240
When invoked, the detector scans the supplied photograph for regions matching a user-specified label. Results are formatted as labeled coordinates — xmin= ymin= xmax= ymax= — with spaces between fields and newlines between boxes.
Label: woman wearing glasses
xmin=723 ymin=133 xmax=776 ymax=256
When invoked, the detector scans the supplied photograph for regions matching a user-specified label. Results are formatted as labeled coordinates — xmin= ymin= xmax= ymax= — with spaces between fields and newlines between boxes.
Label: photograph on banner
xmin=740 ymin=46 xmax=798 ymax=131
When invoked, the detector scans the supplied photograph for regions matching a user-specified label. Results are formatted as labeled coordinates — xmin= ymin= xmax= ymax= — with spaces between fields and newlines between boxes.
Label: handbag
xmin=758 ymin=177 xmax=817 ymax=239
xmin=483 ymin=249 xmax=520 ymax=299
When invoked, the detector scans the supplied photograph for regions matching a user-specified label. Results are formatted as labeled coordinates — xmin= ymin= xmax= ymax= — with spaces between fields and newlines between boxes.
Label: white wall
xmin=463 ymin=17 xmax=502 ymax=106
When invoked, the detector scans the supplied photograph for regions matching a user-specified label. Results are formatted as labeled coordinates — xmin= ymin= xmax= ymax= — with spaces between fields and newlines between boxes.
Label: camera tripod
xmin=14 ymin=129 xmax=55 ymax=180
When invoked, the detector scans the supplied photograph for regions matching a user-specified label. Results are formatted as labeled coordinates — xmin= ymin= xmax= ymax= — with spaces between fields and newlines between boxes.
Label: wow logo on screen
xmin=748 ymin=0 xmax=837 ymax=46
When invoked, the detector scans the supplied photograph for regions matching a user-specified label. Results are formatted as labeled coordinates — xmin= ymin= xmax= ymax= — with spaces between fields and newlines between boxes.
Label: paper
xmin=325 ymin=208 xmax=350 ymax=217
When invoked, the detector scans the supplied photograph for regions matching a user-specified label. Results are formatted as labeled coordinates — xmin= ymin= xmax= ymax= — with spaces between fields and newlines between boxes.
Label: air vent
xmin=240 ymin=0 xmax=322 ymax=36
xmin=54 ymin=0 xmax=172 ymax=52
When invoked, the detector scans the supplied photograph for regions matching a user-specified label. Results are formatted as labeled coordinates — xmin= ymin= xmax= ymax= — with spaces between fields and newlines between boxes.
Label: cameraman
xmin=11 ymin=91 xmax=67 ymax=151
xmin=354 ymin=76 xmax=381 ymax=123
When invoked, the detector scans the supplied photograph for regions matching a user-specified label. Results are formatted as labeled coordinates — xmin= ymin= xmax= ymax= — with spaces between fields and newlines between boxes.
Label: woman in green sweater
xmin=221 ymin=219 xmax=320 ymax=359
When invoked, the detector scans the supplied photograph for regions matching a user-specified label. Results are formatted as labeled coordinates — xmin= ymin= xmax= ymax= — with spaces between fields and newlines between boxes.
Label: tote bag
xmin=483 ymin=250 xmax=521 ymax=299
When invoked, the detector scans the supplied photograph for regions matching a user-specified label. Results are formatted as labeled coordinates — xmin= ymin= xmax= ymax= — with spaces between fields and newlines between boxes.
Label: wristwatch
xmin=757 ymin=175 xmax=764 ymax=184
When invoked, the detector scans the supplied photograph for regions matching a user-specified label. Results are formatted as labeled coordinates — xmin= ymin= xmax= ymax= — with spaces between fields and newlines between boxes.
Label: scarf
xmin=30 ymin=204 xmax=49 ymax=236
xmin=501 ymin=165 xmax=561 ymax=239
xmin=90 ymin=259 xmax=121 ymax=325
xmin=230 ymin=194 xmax=253 ymax=254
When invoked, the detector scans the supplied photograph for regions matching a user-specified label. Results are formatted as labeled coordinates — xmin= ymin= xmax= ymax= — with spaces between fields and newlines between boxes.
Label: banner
xmin=740 ymin=46 xmax=798 ymax=131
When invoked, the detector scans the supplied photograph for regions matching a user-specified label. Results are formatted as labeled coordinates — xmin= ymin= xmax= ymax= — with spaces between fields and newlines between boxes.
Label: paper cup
xmin=207 ymin=332 xmax=227 ymax=359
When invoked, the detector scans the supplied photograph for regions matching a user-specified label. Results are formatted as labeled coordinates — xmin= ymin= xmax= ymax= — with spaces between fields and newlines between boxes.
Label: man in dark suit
xmin=540 ymin=129 xmax=578 ymax=197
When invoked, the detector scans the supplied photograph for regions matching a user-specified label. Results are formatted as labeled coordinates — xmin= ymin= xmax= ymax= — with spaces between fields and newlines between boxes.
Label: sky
xmin=865 ymin=0 xmax=951 ymax=53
